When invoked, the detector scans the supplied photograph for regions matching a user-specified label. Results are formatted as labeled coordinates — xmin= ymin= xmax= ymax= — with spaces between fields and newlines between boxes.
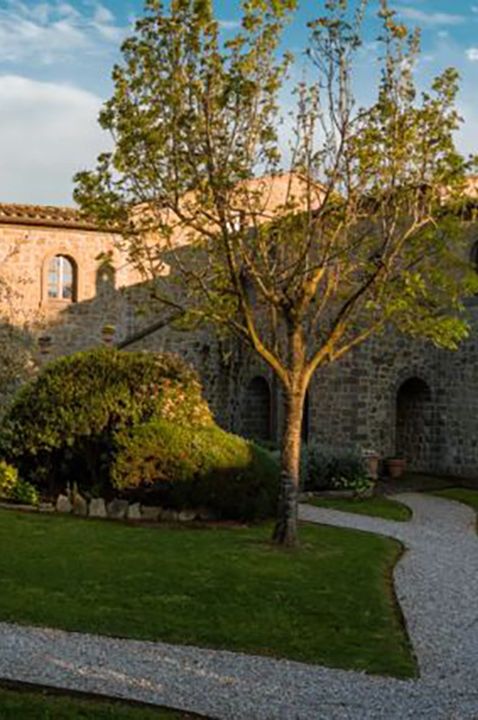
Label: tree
xmin=75 ymin=0 xmax=477 ymax=546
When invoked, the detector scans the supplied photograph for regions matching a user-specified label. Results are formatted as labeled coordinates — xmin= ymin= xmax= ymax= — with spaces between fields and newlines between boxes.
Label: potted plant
xmin=362 ymin=448 xmax=380 ymax=481
xmin=385 ymin=457 xmax=407 ymax=479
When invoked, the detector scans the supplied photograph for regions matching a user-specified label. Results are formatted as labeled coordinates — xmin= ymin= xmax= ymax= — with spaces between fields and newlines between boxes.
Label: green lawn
xmin=0 ymin=509 xmax=415 ymax=678
xmin=431 ymin=487 xmax=478 ymax=522
xmin=0 ymin=685 xmax=200 ymax=719
xmin=308 ymin=495 xmax=411 ymax=522
xmin=389 ymin=473 xmax=458 ymax=492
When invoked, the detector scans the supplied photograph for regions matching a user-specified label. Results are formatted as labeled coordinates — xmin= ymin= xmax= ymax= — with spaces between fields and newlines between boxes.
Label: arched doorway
xmin=396 ymin=377 xmax=433 ymax=471
xmin=243 ymin=376 xmax=272 ymax=442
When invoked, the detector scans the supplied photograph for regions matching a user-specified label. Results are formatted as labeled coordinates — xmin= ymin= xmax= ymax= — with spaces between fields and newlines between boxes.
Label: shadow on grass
xmin=0 ymin=679 xmax=207 ymax=719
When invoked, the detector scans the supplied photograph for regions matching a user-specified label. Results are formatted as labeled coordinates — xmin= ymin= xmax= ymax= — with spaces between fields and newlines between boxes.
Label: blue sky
xmin=0 ymin=0 xmax=477 ymax=204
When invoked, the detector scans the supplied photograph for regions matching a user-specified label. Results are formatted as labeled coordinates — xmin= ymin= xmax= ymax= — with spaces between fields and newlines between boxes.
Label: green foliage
xmin=73 ymin=0 xmax=478 ymax=542
xmin=0 ymin=348 xmax=212 ymax=496
xmin=9 ymin=479 xmax=40 ymax=507
xmin=0 ymin=461 xmax=39 ymax=506
xmin=0 ymin=460 xmax=18 ymax=498
xmin=331 ymin=472 xmax=373 ymax=497
xmin=301 ymin=444 xmax=370 ymax=494
xmin=1 ymin=347 xmax=277 ymax=520
xmin=74 ymin=0 xmax=478 ymax=362
xmin=112 ymin=419 xmax=279 ymax=521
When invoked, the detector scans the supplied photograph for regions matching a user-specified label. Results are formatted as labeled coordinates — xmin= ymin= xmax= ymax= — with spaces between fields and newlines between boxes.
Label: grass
xmin=308 ymin=495 xmax=411 ymax=522
xmin=0 ymin=509 xmax=415 ymax=678
xmin=0 ymin=685 xmax=201 ymax=719
xmin=387 ymin=472 xmax=458 ymax=492
xmin=431 ymin=487 xmax=478 ymax=524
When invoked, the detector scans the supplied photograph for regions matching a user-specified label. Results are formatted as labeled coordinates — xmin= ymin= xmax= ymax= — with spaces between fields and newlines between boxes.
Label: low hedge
xmin=112 ymin=420 xmax=279 ymax=521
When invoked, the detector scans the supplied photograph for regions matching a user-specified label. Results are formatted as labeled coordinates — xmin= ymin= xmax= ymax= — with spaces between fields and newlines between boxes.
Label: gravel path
xmin=0 ymin=493 xmax=478 ymax=719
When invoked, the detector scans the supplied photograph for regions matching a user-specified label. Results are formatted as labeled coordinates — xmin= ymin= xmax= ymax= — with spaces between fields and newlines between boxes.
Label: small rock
xmin=56 ymin=494 xmax=72 ymax=514
xmin=39 ymin=503 xmax=54 ymax=513
xmin=140 ymin=506 xmax=161 ymax=522
xmin=128 ymin=503 xmax=141 ymax=520
xmin=178 ymin=509 xmax=196 ymax=522
xmin=160 ymin=508 xmax=179 ymax=523
xmin=107 ymin=499 xmax=129 ymax=520
xmin=197 ymin=507 xmax=216 ymax=521
xmin=72 ymin=493 xmax=88 ymax=517
xmin=89 ymin=498 xmax=107 ymax=518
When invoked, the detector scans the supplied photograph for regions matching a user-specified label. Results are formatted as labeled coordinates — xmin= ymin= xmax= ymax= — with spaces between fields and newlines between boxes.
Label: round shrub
xmin=111 ymin=419 xmax=279 ymax=521
xmin=0 ymin=347 xmax=212 ymax=496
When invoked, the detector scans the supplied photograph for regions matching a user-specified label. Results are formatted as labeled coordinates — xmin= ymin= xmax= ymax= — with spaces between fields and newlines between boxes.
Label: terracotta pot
xmin=386 ymin=458 xmax=406 ymax=479
xmin=364 ymin=453 xmax=380 ymax=481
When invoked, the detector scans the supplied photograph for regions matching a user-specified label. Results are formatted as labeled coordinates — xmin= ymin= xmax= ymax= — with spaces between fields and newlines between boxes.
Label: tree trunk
xmin=273 ymin=383 xmax=305 ymax=547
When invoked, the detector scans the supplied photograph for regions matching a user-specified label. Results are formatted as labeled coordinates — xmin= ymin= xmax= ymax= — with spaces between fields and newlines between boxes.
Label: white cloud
xmin=0 ymin=1 xmax=126 ymax=64
xmin=466 ymin=47 xmax=478 ymax=61
xmin=218 ymin=19 xmax=241 ymax=30
xmin=0 ymin=75 xmax=110 ymax=205
xmin=93 ymin=4 xmax=114 ymax=25
xmin=397 ymin=7 xmax=465 ymax=26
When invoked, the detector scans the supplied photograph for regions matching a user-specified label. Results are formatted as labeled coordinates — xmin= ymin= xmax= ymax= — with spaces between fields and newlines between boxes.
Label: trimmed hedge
xmin=0 ymin=347 xmax=279 ymax=520
xmin=112 ymin=419 xmax=279 ymax=521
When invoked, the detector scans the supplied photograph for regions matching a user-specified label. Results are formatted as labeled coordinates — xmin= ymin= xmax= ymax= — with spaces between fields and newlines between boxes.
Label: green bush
xmin=301 ymin=444 xmax=370 ymax=494
xmin=0 ymin=460 xmax=18 ymax=498
xmin=0 ymin=348 xmax=212 ymax=497
xmin=0 ymin=348 xmax=278 ymax=520
xmin=0 ymin=461 xmax=39 ymax=506
xmin=111 ymin=419 xmax=279 ymax=521
xmin=10 ymin=479 xmax=40 ymax=506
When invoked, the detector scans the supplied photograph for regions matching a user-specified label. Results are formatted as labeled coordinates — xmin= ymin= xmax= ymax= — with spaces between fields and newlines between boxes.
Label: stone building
xmin=1 ymin=198 xmax=478 ymax=479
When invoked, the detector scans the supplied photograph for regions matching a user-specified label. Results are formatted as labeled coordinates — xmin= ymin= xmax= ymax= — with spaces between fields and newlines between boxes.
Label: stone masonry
xmin=1 ymin=200 xmax=478 ymax=478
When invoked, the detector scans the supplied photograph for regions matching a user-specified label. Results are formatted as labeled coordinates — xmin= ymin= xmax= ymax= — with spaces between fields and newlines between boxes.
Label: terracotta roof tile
xmin=0 ymin=203 xmax=106 ymax=231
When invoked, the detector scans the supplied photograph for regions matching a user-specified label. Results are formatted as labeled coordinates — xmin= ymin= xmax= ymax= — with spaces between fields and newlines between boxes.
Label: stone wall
xmin=0 ymin=219 xmax=140 ymax=360
xmin=2 ymin=210 xmax=478 ymax=480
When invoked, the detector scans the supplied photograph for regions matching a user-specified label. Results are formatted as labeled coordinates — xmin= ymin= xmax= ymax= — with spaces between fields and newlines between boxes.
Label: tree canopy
xmin=75 ymin=0 xmax=478 ymax=544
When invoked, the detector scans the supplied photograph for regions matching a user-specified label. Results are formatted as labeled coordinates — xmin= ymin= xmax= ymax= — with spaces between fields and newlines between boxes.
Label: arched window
xmin=47 ymin=255 xmax=76 ymax=301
